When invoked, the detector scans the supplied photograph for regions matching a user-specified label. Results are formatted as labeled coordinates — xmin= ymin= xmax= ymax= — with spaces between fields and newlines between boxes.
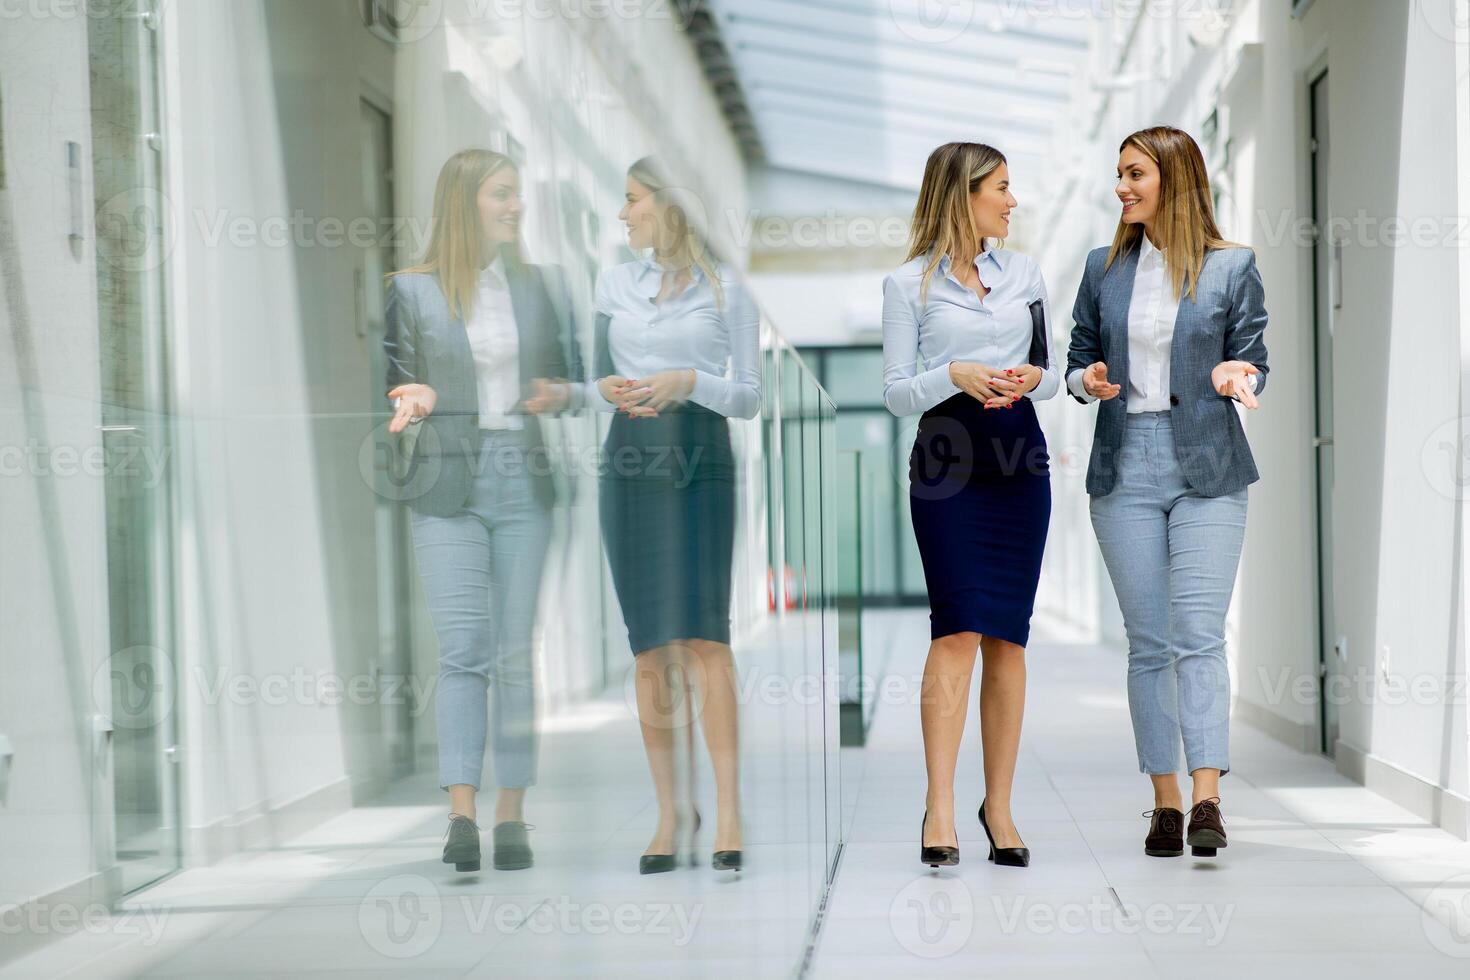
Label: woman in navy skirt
xmin=588 ymin=157 xmax=760 ymax=875
xmin=882 ymin=142 xmax=1059 ymax=869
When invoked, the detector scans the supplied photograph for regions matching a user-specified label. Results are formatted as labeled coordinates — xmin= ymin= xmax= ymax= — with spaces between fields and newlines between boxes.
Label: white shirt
xmin=881 ymin=247 xmax=1059 ymax=417
xmin=1067 ymin=235 xmax=1257 ymax=409
xmin=466 ymin=255 xmax=523 ymax=430
xmin=587 ymin=255 xmax=761 ymax=419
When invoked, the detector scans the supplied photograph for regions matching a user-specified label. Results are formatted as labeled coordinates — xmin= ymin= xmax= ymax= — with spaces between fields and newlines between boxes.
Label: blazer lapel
xmin=505 ymin=261 xmax=539 ymax=390
xmin=1103 ymin=245 xmax=1140 ymax=394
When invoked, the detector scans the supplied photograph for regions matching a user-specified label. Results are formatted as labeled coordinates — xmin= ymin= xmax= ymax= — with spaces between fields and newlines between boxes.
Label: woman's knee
xmin=979 ymin=635 xmax=1025 ymax=658
xmin=931 ymin=631 xmax=981 ymax=656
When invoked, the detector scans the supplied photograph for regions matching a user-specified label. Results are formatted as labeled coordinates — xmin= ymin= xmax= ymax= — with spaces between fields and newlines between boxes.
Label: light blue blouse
xmin=588 ymin=255 xmax=762 ymax=419
xmin=881 ymin=247 xmax=1060 ymax=416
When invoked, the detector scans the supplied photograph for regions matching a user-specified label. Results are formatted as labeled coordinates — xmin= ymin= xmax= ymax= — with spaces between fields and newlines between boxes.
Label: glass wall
xmin=0 ymin=0 xmax=841 ymax=974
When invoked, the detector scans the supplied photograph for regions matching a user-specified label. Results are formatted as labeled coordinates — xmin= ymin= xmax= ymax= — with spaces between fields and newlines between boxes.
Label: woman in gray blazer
xmin=384 ymin=149 xmax=578 ymax=874
xmin=1065 ymin=126 xmax=1268 ymax=861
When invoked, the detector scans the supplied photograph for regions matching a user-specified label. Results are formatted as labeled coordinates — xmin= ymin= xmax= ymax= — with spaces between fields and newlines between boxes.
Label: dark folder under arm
xmin=1026 ymin=299 xmax=1049 ymax=369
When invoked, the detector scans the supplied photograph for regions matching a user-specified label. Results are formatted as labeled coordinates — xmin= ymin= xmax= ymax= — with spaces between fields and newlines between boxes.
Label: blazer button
xmin=1169 ymin=394 xmax=1179 ymax=406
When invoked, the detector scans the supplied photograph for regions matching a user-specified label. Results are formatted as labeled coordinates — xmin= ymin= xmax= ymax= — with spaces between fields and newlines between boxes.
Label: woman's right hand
xmin=387 ymin=383 xmax=437 ymax=433
xmin=949 ymin=361 xmax=1014 ymax=408
xmin=598 ymin=375 xmax=635 ymax=409
xmin=1081 ymin=362 xmax=1122 ymax=400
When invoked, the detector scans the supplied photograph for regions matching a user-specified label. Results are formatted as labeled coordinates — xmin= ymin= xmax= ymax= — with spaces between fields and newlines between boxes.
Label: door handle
xmin=1331 ymin=238 xmax=1343 ymax=310
xmin=0 ymin=733 xmax=13 ymax=807
xmin=1313 ymin=436 xmax=1333 ymax=447
xmin=93 ymin=714 xmax=115 ymax=777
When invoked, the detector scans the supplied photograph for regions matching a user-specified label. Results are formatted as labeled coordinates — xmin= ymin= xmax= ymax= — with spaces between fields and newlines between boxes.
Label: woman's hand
xmin=1081 ymin=361 xmax=1122 ymax=400
xmin=522 ymin=378 xmax=569 ymax=415
xmin=985 ymin=365 xmax=1043 ymax=408
xmin=618 ymin=369 xmax=696 ymax=416
xmin=1212 ymin=360 xmax=1260 ymax=409
xmin=386 ymin=383 xmax=437 ymax=433
xmin=597 ymin=375 xmax=633 ymax=407
xmin=949 ymin=361 xmax=1010 ymax=408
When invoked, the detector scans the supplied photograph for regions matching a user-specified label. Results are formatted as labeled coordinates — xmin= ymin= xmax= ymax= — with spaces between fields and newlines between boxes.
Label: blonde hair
xmin=391 ymin=148 xmax=521 ymax=320
xmin=628 ymin=155 xmax=725 ymax=310
xmin=903 ymin=142 xmax=1008 ymax=304
xmin=1106 ymin=126 xmax=1244 ymax=302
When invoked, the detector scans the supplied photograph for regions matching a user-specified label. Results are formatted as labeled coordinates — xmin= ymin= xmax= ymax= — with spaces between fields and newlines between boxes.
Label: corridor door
xmin=1309 ymin=69 xmax=1341 ymax=756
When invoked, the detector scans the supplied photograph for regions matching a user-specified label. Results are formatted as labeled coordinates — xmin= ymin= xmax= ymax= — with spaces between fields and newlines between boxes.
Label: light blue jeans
xmin=1089 ymin=411 xmax=1246 ymax=776
xmin=410 ymin=429 xmax=552 ymax=791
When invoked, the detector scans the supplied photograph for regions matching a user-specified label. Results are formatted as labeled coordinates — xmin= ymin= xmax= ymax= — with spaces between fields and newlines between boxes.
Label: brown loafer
xmin=1142 ymin=806 xmax=1184 ymax=857
xmin=1185 ymin=796 xmax=1227 ymax=857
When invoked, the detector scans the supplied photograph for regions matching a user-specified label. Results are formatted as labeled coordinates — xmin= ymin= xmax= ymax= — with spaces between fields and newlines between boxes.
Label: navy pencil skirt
xmin=908 ymin=393 xmax=1051 ymax=646
xmin=599 ymin=403 xmax=736 ymax=655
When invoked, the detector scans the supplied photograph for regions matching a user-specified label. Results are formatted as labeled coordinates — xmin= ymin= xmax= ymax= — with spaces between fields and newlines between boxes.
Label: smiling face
xmin=1116 ymin=144 xmax=1160 ymax=227
xmin=476 ymin=165 xmax=522 ymax=247
xmin=969 ymin=162 xmax=1017 ymax=242
xmin=618 ymin=176 xmax=661 ymax=251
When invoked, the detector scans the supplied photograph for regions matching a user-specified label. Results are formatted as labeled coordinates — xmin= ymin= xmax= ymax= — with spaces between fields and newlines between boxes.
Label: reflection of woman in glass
xmin=384 ymin=149 xmax=576 ymax=874
xmin=882 ymin=142 xmax=1058 ymax=870
xmin=590 ymin=157 xmax=760 ymax=874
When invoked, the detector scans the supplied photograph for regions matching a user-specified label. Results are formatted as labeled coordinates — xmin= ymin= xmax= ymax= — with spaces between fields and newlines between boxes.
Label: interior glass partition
xmin=0 ymin=2 xmax=844 ymax=974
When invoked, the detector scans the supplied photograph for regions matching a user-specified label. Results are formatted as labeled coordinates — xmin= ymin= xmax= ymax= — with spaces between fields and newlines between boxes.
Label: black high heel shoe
xmin=920 ymin=810 xmax=959 ymax=868
xmin=711 ymin=847 xmax=742 ymax=871
xmin=639 ymin=807 xmax=701 ymax=875
xmin=711 ymin=811 xmax=742 ymax=871
xmin=978 ymin=797 xmax=1029 ymax=867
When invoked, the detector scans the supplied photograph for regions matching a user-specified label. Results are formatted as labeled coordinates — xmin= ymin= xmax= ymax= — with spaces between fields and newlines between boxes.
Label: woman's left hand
xmin=521 ymin=378 xmax=569 ymax=415
xmin=1212 ymin=360 xmax=1260 ymax=410
xmin=983 ymin=365 xmax=1042 ymax=409
xmin=619 ymin=368 xmax=696 ymax=417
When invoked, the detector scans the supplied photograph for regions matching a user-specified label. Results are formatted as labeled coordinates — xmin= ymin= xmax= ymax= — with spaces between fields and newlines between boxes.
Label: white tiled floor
xmin=812 ymin=611 xmax=1470 ymax=978
xmin=7 ymin=610 xmax=1470 ymax=978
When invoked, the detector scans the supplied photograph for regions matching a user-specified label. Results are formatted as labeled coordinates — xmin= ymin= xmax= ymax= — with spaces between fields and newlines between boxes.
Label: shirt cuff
xmin=928 ymin=361 xmax=962 ymax=402
xmin=689 ymin=368 xmax=719 ymax=411
xmin=586 ymin=378 xmax=618 ymax=412
xmin=1067 ymin=368 xmax=1098 ymax=403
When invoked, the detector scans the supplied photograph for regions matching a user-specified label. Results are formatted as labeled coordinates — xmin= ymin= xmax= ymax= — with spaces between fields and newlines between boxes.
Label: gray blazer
xmin=1065 ymin=242 xmax=1269 ymax=497
xmin=383 ymin=250 xmax=578 ymax=517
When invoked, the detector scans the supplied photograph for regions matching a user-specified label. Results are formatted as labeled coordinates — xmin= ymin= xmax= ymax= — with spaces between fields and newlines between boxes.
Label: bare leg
xmin=977 ymin=635 xmax=1026 ymax=848
xmin=1190 ymin=767 xmax=1221 ymax=805
xmin=1151 ymin=773 xmax=1183 ymax=810
xmin=448 ymin=785 xmax=476 ymax=820
xmin=920 ymin=632 xmax=980 ymax=848
xmin=493 ymin=787 xmax=525 ymax=824
xmin=689 ymin=639 xmax=741 ymax=852
xmin=634 ymin=644 xmax=691 ymax=855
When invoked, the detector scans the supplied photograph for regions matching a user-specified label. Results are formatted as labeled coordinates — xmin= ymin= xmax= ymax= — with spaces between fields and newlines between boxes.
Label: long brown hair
xmin=627 ymin=155 xmax=725 ymax=310
xmin=391 ymin=148 xmax=522 ymax=320
xmin=1106 ymin=126 xmax=1243 ymax=302
xmin=903 ymin=142 xmax=1008 ymax=304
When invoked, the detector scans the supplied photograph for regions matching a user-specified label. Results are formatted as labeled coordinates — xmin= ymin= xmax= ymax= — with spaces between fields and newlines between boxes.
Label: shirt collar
xmin=937 ymin=247 xmax=1006 ymax=277
xmin=635 ymin=252 xmax=709 ymax=288
xmin=1139 ymin=234 xmax=1166 ymax=264
xmin=479 ymin=253 xmax=507 ymax=288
